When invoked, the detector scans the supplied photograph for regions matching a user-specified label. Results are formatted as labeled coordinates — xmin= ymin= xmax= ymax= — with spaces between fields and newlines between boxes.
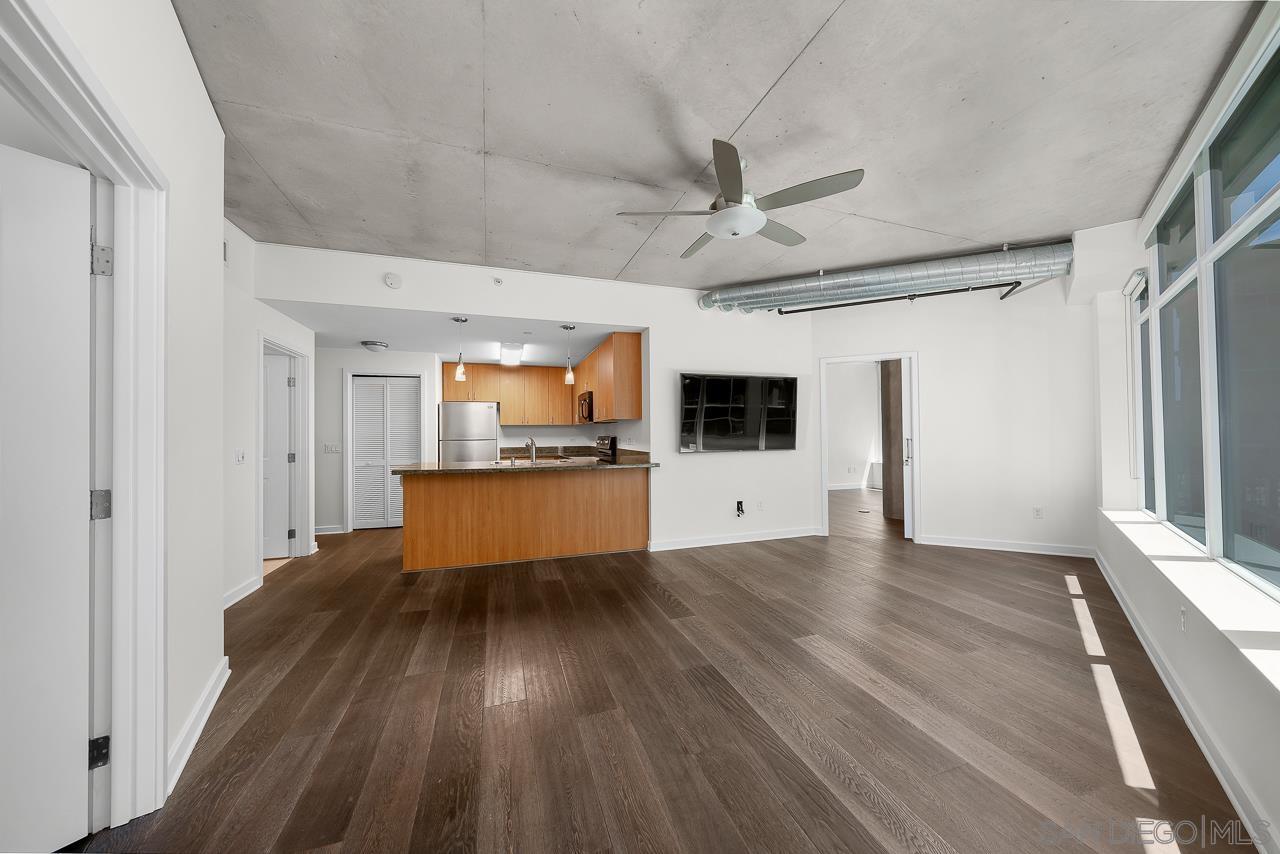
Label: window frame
xmin=1135 ymin=34 xmax=1280 ymax=604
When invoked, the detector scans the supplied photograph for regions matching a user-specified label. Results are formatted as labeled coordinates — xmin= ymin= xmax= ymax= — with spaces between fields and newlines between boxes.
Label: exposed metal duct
xmin=697 ymin=241 xmax=1074 ymax=313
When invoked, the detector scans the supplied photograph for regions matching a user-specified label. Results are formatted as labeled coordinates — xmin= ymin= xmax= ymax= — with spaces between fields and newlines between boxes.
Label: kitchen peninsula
xmin=393 ymin=450 xmax=657 ymax=571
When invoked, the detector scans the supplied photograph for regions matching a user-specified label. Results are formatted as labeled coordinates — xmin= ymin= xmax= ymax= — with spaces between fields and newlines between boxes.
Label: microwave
xmin=577 ymin=390 xmax=593 ymax=423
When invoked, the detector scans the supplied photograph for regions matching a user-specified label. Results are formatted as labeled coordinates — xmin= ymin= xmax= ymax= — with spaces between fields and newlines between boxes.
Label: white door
xmin=900 ymin=357 xmax=915 ymax=540
xmin=351 ymin=375 xmax=420 ymax=529
xmin=263 ymin=352 xmax=292 ymax=558
xmin=0 ymin=144 xmax=91 ymax=850
xmin=386 ymin=376 xmax=422 ymax=527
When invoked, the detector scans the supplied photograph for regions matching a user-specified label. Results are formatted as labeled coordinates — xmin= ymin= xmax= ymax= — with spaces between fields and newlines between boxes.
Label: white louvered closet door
xmin=386 ymin=376 xmax=421 ymax=526
xmin=352 ymin=376 xmax=389 ymax=528
xmin=351 ymin=375 xmax=421 ymax=529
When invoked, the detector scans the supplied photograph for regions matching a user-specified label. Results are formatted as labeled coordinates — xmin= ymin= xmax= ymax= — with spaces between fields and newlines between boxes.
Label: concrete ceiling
xmin=175 ymin=0 xmax=1255 ymax=290
xmin=266 ymin=301 xmax=634 ymax=365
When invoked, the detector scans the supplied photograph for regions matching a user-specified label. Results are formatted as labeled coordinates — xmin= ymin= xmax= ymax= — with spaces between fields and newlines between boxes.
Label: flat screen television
xmin=680 ymin=373 xmax=797 ymax=452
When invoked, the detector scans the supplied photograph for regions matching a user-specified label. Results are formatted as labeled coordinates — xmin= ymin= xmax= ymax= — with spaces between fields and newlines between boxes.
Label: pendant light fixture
xmin=561 ymin=324 xmax=576 ymax=385
xmin=451 ymin=316 xmax=469 ymax=381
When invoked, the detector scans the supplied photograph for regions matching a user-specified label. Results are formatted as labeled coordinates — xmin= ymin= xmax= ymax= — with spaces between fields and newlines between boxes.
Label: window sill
xmin=1101 ymin=509 xmax=1280 ymax=694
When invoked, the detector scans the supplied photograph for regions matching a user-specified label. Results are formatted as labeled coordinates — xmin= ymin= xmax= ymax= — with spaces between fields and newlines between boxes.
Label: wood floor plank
xmin=410 ymin=629 xmax=487 ymax=852
xmin=83 ymin=494 xmax=1243 ymax=854
xmin=340 ymin=672 xmax=446 ymax=854
xmin=576 ymin=708 xmax=685 ymax=854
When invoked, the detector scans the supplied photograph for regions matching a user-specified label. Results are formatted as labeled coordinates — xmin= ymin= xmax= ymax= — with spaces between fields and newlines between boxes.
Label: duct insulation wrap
xmin=698 ymin=242 xmax=1073 ymax=312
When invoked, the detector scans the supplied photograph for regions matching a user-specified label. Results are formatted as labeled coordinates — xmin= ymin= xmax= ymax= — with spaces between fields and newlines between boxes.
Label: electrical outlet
xmin=1032 ymin=506 xmax=1045 ymax=520
xmin=736 ymin=500 xmax=744 ymax=517
xmin=757 ymin=500 xmax=764 ymax=511
xmin=847 ymin=465 xmax=854 ymax=474
xmin=233 ymin=449 xmax=246 ymax=465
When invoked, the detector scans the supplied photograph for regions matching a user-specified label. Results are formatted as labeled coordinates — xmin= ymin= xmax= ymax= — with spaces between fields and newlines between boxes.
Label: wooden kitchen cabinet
xmin=499 ymin=366 xmax=526 ymax=425
xmin=441 ymin=362 xmax=499 ymax=401
xmin=443 ymin=336 xmax=636 ymax=425
xmin=575 ymin=331 xmax=642 ymax=422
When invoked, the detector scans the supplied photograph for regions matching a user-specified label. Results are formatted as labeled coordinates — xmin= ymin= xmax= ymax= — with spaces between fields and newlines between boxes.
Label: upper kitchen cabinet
xmin=442 ymin=362 xmax=499 ymax=401
xmin=579 ymin=332 xmax=642 ymax=422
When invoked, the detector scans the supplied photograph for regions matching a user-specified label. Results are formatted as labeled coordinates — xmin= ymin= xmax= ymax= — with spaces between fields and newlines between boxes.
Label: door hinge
xmin=89 ymin=735 xmax=109 ymax=769
xmin=91 ymin=243 xmax=113 ymax=276
xmin=90 ymin=489 xmax=112 ymax=520
xmin=287 ymin=452 xmax=296 ymax=463
xmin=287 ymin=376 xmax=296 ymax=388
xmin=287 ymin=528 xmax=296 ymax=540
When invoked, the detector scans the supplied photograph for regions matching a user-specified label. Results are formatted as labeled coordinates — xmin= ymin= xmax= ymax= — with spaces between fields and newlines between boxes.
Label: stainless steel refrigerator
xmin=439 ymin=401 xmax=499 ymax=463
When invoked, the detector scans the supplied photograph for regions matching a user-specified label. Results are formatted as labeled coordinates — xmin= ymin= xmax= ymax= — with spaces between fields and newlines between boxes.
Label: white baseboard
xmin=912 ymin=534 xmax=1094 ymax=558
xmin=827 ymin=482 xmax=868 ymax=491
xmin=167 ymin=656 xmax=229 ymax=795
xmin=223 ymin=574 xmax=263 ymax=609
xmin=649 ymin=526 xmax=823 ymax=552
xmin=316 ymin=525 xmax=346 ymax=535
xmin=311 ymin=541 xmax=319 ymax=554
xmin=1094 ymin=551 xmax=1273 ymax=853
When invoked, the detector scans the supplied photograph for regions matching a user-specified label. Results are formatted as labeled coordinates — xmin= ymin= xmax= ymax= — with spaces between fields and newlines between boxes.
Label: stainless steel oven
xmin=577 ymin=390 xmax=593 ymax=423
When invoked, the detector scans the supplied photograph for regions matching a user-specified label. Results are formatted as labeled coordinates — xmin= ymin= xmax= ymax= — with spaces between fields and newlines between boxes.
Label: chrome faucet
xmin=525 ymin=436 xmax=537 ymax=463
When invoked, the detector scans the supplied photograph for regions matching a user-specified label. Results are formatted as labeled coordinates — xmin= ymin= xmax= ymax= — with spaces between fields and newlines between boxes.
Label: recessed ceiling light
xmin=361 ymin=340 xmax=389 ymax=352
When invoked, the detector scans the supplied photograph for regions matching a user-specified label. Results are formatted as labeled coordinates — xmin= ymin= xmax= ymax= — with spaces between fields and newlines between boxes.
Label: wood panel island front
xmin=392 ymin=453 xmax=657 ymax=572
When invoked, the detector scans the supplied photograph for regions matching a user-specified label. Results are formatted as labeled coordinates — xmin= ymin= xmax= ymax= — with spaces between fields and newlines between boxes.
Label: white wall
xmin=825 ymin=361 xmax=881 ymax=489
xmin=813 ymin=275 xmax=1097 ymax=554
xmin=314 ymin=347 xmax=440 ymax=532
xmin=44 ymin=0 xmax=228 ymax=746
xmin=259 ymin=245 xmax=820 ymax=549
xmin=223 ymin=221 xmax=315 ymax=600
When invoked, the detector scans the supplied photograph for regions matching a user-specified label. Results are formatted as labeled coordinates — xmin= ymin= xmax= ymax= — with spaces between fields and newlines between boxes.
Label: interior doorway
xmin=819 ymin=353 xmax=920 ymax=541
xmin=259 ymin=340 xmax=309 ymax=577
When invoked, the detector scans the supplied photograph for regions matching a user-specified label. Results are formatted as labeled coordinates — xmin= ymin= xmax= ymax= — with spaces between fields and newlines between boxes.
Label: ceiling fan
xmin=617 ymin=138 xmax=864 ymax=259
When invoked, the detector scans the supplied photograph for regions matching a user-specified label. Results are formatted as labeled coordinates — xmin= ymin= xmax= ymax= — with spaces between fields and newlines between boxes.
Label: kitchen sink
xmin=489 ymin=456 xmax=579 ymax=467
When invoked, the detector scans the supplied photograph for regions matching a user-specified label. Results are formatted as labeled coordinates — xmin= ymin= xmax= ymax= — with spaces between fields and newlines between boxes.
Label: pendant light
xmin=452 ymin=316 xmax=468 ymax=381
xmin=561 ymin=324 xmax=576 ymax=384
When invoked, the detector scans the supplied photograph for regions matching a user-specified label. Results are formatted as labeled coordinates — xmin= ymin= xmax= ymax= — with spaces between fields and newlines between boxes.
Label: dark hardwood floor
xmin=85 ymin=488 xmax=1242 ymax=853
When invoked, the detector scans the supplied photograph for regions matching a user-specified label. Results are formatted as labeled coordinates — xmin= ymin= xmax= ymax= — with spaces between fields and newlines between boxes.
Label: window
xmin=1139 ymin=320 xmax=1155 ymax=512
xmin=1134 ymin=37 xmax=1280 ymax=595
xmin=1157 ymin=182 xmax=1196 ymax=287
xmin=1215 ymin=208 xmax=1280 ymax=585
xmin=1211 ymin=51 xmax=1280 ymax=236
xmin=1159 ymin=283 xmax=1205 ymax=543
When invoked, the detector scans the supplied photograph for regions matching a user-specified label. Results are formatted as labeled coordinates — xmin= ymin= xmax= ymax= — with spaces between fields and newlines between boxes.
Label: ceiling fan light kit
xmin=617 ymin=138 xmax=864 ymax=259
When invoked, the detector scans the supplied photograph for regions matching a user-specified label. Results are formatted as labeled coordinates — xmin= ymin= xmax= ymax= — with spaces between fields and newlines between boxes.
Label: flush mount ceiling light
xmin=499 ymin=342 xmax=524 ymax=366
xmin=360 ymin=340 xmax=388 ymax=352
xmin=561 ymin=324 xmax=576 ymax=385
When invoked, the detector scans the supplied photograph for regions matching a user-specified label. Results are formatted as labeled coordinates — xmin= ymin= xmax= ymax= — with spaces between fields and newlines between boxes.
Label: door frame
xmin=256 ymin=338 xmax=311 ymax=581
xmin=818 ymin=352 xmax=922 ymax=539
xmin=342 ymin=369 xmax=427 ymax=532
xmin=0 ymin=0 xmax=169 ymax=826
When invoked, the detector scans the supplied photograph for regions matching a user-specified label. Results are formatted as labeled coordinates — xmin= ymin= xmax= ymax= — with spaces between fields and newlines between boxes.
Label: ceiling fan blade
xmin=758 ymin=219 xmax=806 ymax=247
xmin=615 ymin=210 xmax=712 ymax=217
xmin=681 ymin=233 xmax=715 ymax=259
xmin=711 ymin=138 xmax=744 ymax=204
xmin=755 ymin=169 xmax=865 ymax=212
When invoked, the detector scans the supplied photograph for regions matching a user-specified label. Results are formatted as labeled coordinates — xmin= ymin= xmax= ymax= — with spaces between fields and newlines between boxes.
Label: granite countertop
xmin=393 ymin=450 xmax=656 ymax=476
